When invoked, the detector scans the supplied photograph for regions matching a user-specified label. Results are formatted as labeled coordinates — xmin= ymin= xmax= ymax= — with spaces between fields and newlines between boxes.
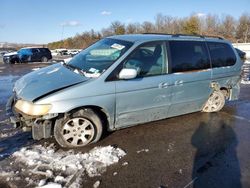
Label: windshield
xmin=67 ymin=38 xmax=133 ymax=78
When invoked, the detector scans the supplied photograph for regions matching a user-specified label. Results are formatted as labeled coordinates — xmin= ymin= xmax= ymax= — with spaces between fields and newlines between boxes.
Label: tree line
xmin=48 ymin=13 xmax=250 ymax=49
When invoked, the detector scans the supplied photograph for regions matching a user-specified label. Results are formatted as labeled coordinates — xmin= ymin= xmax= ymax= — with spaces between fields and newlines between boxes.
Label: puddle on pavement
xmin=0 ymin=132 xmax=34 ymax=161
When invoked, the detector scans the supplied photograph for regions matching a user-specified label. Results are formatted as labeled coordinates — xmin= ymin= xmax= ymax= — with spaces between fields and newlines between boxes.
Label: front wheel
xmin=54 ymin=109 xmax=103 ymax=148
xmin=202 ymin=91 xmax=225 ymax=112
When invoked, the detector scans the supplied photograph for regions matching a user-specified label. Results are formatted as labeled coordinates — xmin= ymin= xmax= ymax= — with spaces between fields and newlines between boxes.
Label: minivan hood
xmin=3 ymin=51 xmax=18 ymax=57
xmin=14 ymin=63 xmax=89 ymax=101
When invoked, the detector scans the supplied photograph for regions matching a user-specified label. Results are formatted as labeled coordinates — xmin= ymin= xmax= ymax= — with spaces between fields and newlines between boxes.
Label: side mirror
xmin=119 ymin=68 xmax=137 ymax=80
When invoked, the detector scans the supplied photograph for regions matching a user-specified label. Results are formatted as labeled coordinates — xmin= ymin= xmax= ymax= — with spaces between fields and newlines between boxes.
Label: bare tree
xmin=126 ymin=23 xmax=141 ymax=34
xmin=204 ymin=14 xmax=220 ymax=36
xmin=219 ymin=15 xmax=236 ymax=41
xmin=48 ymin=13 xmax=250 ymax=49
xmin=236 ymin=13 xmax=250 ymax=43
xmin=182 ymin=16 xmax=200 ymax=35
xmin=141 ymin=21 xmax=155 ymax=33
xmin=110 ymin=21 xmax=126 ymax=35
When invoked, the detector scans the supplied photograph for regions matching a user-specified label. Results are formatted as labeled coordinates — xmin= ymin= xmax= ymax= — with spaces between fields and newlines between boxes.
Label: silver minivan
xmin=7 ymin=34 xmax=243 ymax=148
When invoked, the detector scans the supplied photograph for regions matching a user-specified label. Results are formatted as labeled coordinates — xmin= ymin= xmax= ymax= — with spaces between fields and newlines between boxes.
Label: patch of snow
xmin=136 ymin=149 xmax=149 ymax=154
xmin=54 ymin=176 xmax=64 ymax=183
xmin=245 ymin=60 xmax=250 ymax=64
xmin=11 ymin=144 xmax=126 ymax=187
xmin=167 ymin=143 xmax=175 ymax=152
xmin=241 ymin=80 xmax=250 ymax=84
xmin=0 ymin=118 xmax=10 ymax=124
xmin=32 ymin=68 xmax=40 ymax=71
xmin=38 ymin=179 xmax=47 ymax=187
xmin=122 ymin=161 xmax=128 ymax=166
xmin=179 ymin=169 xmax=183 ymax=174
xmin=93 ymin=180 xmax=101 ymax=188
xmin=38 ymin=182 xmax=62 ymax=188
xmin=14 ymin=177 xmax=21 ymax=181
xmin=113 ymin=172 xmax=118 ymax=176
xmin=0 ymin=131 xmax=19 ymax=139
xmin=1 ymin=170 xmax=15 ymax=177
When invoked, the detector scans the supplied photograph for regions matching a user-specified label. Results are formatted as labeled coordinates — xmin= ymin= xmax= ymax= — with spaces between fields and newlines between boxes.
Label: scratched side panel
xmin=115 ymin=75 xmax=173 ymax=128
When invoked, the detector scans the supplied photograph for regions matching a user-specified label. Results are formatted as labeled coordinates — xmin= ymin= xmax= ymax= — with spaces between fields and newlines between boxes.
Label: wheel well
xmin=68 ymin=106 xmax=109 ymax=130
xmin=220 ymin=87 xmax=230 ymax=99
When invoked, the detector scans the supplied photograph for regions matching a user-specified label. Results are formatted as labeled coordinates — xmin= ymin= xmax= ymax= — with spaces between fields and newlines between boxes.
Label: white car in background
xmin=67 ymin=49 xmax=81 ymax=56
xmin=50 ymin=49 xmax=68 ymax=56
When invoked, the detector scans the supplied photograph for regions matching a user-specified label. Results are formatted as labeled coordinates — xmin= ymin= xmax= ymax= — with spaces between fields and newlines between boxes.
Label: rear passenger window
xmin=208 ymin=42 xmax=236 ymax=68
xmin=169 ymin=41 xmax=210 ymax=73
xmin=31 ymin=49 xmax=39 ymax=53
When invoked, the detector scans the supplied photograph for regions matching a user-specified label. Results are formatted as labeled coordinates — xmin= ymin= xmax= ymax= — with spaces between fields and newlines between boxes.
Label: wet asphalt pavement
xmin=0 ymin=63 xmax=250 ymax=188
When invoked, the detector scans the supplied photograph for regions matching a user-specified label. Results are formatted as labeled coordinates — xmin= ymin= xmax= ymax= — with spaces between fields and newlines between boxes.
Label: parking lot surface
xmin=0 ymin=63 xmax=250 ymax=188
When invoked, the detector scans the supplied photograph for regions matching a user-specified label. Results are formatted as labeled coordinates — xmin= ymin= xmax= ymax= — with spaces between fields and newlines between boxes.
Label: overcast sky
xmin=0 ymin=0 xmax=249 ymax=44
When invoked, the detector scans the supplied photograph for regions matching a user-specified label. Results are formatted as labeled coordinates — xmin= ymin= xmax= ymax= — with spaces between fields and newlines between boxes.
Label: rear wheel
xmin=54 ymin=109 xmax=103 ymax=148
xmin=202 ymin=91 xmax=225 ymax=112
xmin=41 ymin=56 xmax=48 ymax=62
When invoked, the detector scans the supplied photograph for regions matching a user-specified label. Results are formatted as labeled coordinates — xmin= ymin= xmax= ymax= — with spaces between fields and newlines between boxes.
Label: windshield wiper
xmin=61 ymin=61 xmax=85 ymax=76
xmin=61 ymin=61 xmax=75 ymax=70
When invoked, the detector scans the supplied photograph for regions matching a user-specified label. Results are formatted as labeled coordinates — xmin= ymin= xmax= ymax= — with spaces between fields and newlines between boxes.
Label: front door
xmin=115 ymin=42 xmax=172 ymax=128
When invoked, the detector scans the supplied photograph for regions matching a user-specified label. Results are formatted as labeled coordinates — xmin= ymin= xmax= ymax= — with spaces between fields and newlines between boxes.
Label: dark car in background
xmin=235 ymin=48 xmax=246 ymax=61
xmin=3 ymin=47 xmax=52 ymax=64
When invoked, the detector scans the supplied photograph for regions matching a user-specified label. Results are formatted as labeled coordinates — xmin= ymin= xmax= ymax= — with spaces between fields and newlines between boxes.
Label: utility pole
xmin=61 ymin=25 xmax=65 ymax=41
xmin=244 ymin=25 xmax=249 ymax=43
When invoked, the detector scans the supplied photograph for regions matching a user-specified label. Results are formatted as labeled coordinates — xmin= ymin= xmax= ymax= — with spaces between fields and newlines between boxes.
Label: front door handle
xmin=158 ymin=82 xmax=169 ymax=88
xmin=175 ymin=80 xmax=183 ymax=85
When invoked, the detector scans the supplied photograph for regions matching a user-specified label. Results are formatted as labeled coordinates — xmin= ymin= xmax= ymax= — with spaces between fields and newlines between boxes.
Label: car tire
xmin=54 ymin=108 xmax=103 ymax=148
xmin=202 ymin=90 xmax=225 ymax=112
xmin=41 ymin=56 xmax=48 ymax=62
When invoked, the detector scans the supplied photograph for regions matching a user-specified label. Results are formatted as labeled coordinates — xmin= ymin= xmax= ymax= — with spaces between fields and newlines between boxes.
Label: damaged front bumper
xmin=6 ymin=94 xmax=58 ymax=140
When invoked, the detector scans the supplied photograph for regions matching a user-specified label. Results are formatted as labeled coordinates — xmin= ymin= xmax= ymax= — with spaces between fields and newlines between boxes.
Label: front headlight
xmin=15 ymin=100 xmax=52 ymax=116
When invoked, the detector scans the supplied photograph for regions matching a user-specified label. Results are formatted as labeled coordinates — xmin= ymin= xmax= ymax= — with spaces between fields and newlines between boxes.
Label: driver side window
xmin=123 ymin=42 xmax=167 ymax=77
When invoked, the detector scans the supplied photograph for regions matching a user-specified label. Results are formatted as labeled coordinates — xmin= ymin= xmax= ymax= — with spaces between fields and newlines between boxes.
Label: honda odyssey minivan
xmin=6 ymin=34 xmax=243 ymax=148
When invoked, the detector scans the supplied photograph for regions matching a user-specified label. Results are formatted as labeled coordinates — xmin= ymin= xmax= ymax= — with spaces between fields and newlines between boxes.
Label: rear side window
xmin=208 ymin=42 xmax=236 ymax=68
xmin=169 ymin=41 xmax=210 ymax=73
xmin=31 ymin=48 xmax=39 ymax=53
xmin=40 ymin=48 xmax=50 ymax=53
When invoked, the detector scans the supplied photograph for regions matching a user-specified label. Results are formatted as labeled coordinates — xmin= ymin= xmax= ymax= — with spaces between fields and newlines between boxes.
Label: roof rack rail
xmin=143 ymin=32 xmax=173 ymax=36
xmin=172 ymin=33 xmax=224 ymax=40
xmin=142 ymin=33 xmax=224 ymax=40
xmin=172 ymin=33 xmax=204 ymax=38
xmin=202 ymin=35 xmax=224 ymax=40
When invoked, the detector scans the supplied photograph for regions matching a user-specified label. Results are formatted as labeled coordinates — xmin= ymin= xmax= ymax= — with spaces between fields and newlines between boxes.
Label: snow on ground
xmin=242 ymin=61 xmax=250 ymax=84
xmin=241 ymin=80 xmax=250 ymax=84
xmin=245 ymin=60 xmax=250 ymax=64
xmin=32 ymin=68 xmax=40 ymax=71
xmin=93 ymin=180 xmax=101 ymax=188
xmin=1 ymin=144 xmax=126 ymax=187
xmin=0 ymin=119 xmax=20 ymax=139
xmin=0 ymin=131 xmax=18 ymax=139
xmin=136 ymin=149 xmax=149 ymax=154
